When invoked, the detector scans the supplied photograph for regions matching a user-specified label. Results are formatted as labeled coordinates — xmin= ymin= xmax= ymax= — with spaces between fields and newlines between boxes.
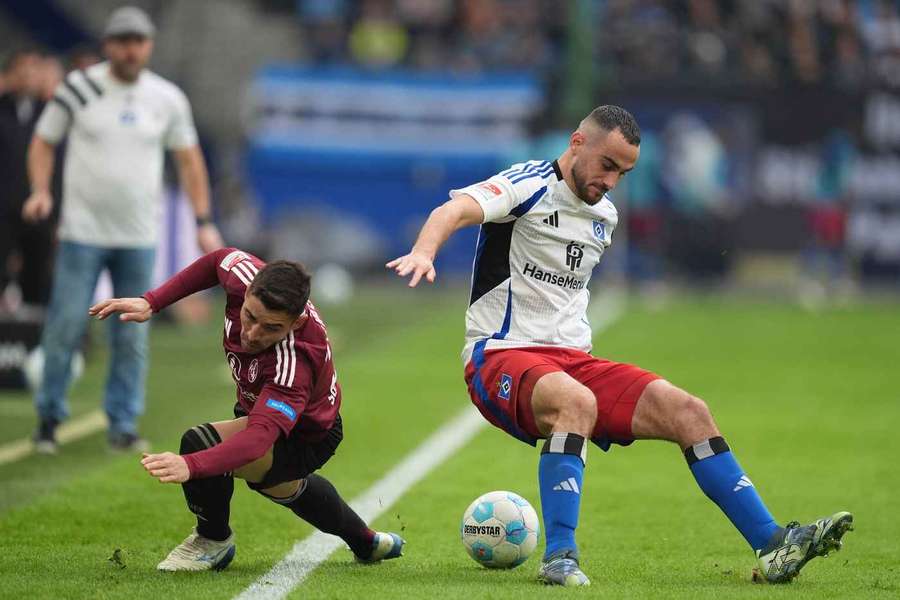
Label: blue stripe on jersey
xmin=507 ymin=165 xmax=553 ymax=183
xmin=502 ymin=160 xmax=551 ymax=179
xmin=471 ymin=284 xmax=537 ymax=446
xmin=509 ymin=185 xmax=547 ymax=218
xmin=500 ymin=161 xmax=540 ymax=177
xmin=509 ymin=161 xmax=553 ymax=180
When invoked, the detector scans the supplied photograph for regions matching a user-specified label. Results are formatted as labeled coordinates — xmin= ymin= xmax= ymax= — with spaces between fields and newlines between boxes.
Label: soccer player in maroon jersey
xmin=89 ymin=247 xmax=404 ymax=571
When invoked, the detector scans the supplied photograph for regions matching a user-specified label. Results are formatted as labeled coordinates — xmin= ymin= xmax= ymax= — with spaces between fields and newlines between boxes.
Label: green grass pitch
xmin=0 ymin=288 xmax=897 ymax=599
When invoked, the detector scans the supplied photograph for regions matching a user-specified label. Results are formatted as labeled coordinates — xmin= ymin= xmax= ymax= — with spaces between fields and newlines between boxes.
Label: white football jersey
xmin=454 ymin=160 xmax=618 ymax=365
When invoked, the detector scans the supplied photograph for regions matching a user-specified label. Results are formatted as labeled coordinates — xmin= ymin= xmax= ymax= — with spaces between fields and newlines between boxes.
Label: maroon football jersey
xmin=216 ymin=249 xmax=341 ymax=441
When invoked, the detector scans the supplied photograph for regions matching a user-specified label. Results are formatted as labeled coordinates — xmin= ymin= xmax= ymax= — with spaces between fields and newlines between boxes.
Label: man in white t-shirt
xmin=21 ymin=6 xmax=224 ymax=453
xmin=388 ymin=106 xmax=852 ymax=586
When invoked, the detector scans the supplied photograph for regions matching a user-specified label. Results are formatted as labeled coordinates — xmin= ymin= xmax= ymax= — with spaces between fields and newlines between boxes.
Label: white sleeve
xmin=34 ymin=93 xmax=72 ymax=144
xmin=449 ymin=165 xmax=550 ymax=224
xmin=165 ymin=87 xmax=199 ymax=150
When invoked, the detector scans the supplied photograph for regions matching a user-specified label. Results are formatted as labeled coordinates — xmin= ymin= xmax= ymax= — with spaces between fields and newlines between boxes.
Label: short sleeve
xmin=164 ymin=87 xmax=198 ymax=150
xmin=34 ymin=95 xmax=71 ymax=144
xmin=449 ymin=162 xmax=552 ymax=223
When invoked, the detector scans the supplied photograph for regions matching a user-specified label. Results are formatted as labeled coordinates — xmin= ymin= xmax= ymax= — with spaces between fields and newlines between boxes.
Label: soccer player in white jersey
xmin=21 ymin=6 xmax=224 ymax=453
xmin=389 ymin=105 xmax=852 ymax=586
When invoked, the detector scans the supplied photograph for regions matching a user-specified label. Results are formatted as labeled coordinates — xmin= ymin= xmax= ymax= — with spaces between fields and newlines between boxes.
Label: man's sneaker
xmin=33 ymin=419 xmax=58 ymax=454
xmin=754 ymin=511 xmax=854 ymax=584
xmin=157 ymin=529 xmax=236 ymax=572
xmin=108 ymin=431 xmax=150 ymax=453
xmin=355 ymin=532 xmax=405 ymax=564
xmin=538 ymin=550 xmax=591 ymax=587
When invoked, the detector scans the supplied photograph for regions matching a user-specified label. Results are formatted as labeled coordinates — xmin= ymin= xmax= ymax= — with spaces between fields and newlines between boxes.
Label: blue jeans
xmin=35 ymin=241 xmax=156 ymax=436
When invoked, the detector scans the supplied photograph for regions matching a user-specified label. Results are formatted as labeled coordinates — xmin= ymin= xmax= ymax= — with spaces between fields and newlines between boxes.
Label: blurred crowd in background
xmin=1 ymin=0 xmax=899 ymax=323
xmin=262 ymin=0 xmax=900 ymax=88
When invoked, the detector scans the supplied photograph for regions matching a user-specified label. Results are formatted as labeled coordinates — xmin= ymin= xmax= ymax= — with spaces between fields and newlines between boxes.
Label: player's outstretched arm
xmin=387 ymin=194 xmax=484 ymax=287
xmin=89 ymin=297 xmax=153 ymax=322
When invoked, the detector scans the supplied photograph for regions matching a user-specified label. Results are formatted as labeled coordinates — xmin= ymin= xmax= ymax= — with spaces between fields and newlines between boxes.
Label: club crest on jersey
xmin=227 ymin=352 xmax=242 ymax=382
xmin=593 ymin=220 xmax=606 ymax=242
xmin=498 ymin=374 xmax=513 ymax=401
xmin=248 ymin=359 xmax=259 ymax=383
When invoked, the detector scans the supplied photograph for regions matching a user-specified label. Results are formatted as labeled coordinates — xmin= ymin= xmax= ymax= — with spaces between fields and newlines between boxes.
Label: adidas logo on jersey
xmin=552 ymin=477 xmax=580 ymax=494
xmin=542 ymin=211 xmax=559 ymax=227
xmin=733 ymin=475 xmax=754 ymax=492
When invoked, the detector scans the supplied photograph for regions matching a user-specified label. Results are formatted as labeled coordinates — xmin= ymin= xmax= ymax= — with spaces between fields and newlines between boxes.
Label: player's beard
xmin=571 ymin=161 xmax=606 ymax=205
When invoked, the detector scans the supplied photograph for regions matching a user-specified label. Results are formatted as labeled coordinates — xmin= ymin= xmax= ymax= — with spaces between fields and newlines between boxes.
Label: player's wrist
xmin=411 ymin=247 xmax=436 ymax=262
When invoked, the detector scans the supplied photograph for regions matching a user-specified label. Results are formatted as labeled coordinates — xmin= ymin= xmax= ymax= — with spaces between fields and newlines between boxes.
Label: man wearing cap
xmin=22 ymin=6 xmax=224 ymax=452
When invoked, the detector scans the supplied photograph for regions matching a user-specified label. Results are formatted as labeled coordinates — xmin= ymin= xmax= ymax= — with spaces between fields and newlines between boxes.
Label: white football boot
xmin=157 ymin=528 xmax=236 ymax=572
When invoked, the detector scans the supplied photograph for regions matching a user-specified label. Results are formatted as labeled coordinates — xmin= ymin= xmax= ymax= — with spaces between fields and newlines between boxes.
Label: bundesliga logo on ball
xmin=460 ymin=491 xmax=540 ymax=569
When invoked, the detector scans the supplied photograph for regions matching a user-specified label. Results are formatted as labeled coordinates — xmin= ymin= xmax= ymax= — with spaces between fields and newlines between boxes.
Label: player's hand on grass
xmin=196 ymin=222 xmax=225 ymax=253
xmin=21 ymin=190 xmax=53 ymax=223
xmin=89 ymin=297 xmax=152 ymax=322
xmin=141 ymin=452 xmax=190 ymax=483
xmin=386 ymin=251 xmax=436 ymax=287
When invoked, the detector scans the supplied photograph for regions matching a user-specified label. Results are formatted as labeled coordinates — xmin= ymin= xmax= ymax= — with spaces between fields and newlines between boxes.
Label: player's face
xmin=104 ymin=35 xmax=153 ymax=82
xmin=239 ymin=292 xmax=302 ymax=354
xmin=570 ymin=128 xmax=639 ymax=205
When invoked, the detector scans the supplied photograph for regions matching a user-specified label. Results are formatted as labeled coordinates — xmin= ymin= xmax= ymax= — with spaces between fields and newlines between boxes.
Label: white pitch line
xmin=235 ymin=406 xmax=487 ymax=600
xmin=0 ymin=409 xmax=106 ymax=466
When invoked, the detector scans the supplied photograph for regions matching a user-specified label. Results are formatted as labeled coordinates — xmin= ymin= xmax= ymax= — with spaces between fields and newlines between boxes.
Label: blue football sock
xmin=686 ymin=437 xmax=780 ymax=550
xmin=538 ymin=433 xmax=587 ymax=559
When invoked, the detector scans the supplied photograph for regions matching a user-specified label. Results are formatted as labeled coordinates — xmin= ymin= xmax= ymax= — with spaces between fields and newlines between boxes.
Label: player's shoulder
xmin=296 ymin=302 xmax=329 ymax=345
xmin=496 ymin=160 xmax=555 ymax=184
xmin=218 ymin=248 xmax=265 ymax=290
xmin=495 ymin=159 xmax=556 ymax=196
xmin=587 ymin=194 xmax=619 ymax=226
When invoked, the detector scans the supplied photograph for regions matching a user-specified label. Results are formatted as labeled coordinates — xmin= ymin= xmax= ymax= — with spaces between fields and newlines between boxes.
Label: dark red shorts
xmin=464 ymin=345 xmax=660 ymax=450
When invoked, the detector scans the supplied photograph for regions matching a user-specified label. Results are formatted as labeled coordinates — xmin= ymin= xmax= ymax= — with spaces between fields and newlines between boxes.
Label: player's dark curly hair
xmin=588 ymin=105 xmax=641 ymax=146
xmin=248 ymin=260 xmax=311 ymax=316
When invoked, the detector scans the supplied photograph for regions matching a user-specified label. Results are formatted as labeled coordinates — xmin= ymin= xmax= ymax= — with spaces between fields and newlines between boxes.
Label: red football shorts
xmin=464 ymin=345 xmax=660 ymax=450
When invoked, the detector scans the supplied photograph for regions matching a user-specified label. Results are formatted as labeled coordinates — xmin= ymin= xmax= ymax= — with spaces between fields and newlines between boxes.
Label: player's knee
xmin=179 ymin=423 xmax=221 ymax=455
xmin=258 ymin=479 xmax=303 ymax=503
xmin=663 ymin=386 xmax=716 ymax=441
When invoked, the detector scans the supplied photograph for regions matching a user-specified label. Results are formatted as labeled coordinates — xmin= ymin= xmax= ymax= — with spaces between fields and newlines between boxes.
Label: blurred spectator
xmin=67 ymin=45 xmax=102 ymax=71
xmin=348 ymin=0 xmax=408 ymax=68
xmin=22 ymin=7 xmax=224 ymax=454
xmin=37 ymin=55 xmax=63 ymax=102
xmin=0 ymin=49 xmax=56 ymax=316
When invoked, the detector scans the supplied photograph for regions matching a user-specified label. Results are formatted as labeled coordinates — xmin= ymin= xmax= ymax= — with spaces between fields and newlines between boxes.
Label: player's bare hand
xmin=386 ymin=251 xmax=436 ymax=287
xmin=21 ymin=190 xmax=53 ymax=223
xmin=141 ymin=452 xmax=190 ymax=483
xmin=89 ymin=297 xmax=152 ymax=322
xmin=197 ymin=222 xmax=225 ymax=253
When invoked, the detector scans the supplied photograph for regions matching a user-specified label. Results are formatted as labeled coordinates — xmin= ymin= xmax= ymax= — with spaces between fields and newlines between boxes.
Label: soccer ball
xmin=460 ymin=490 xmax=540 ymax=569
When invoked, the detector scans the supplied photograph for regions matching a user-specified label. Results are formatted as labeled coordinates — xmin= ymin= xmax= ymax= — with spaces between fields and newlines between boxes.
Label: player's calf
xmin=179 ymin=424 xmax=234 ymax=543
xmin=257 ymin=474 xmax=404 ymax=562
